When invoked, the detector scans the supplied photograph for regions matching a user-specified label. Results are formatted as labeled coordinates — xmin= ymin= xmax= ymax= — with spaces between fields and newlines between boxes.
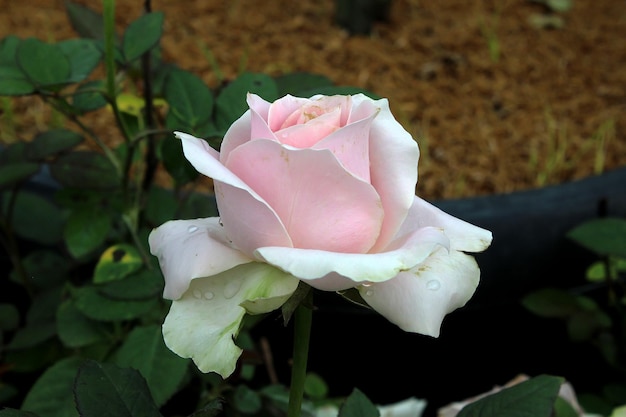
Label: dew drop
xmin=192 ymin=289 xmax=202 ymax=299
xmin=223 ymin=280 xmax=241 ymax=299
xmin=188 ymin=225 xmax=199 ymax=233
xmin=203 ymin=291 xmax=214 ymax=300
xmin=426 ymin=279 xmax=441 ymax=291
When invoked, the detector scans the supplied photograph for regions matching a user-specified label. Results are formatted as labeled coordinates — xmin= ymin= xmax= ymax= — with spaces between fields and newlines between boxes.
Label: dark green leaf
xmin=0 ymin=162 xmax=39 ymax=188
xmin=520 ymin=288 xmax=580 ymax=318
xmin=74 ymin=359 xmax=163 ymax=417
xmin=457 ymin=374 xmax=563 ymax=417
xmin=1 ymin=190 xmax=64 ymax=245
xmin=567 ymin=217 xmax=626 ymax=257
xmin=0 ymin=303 xmax=19 ymax=331
xmin=164 ymin=68 xmax=214 ymax=128
xmin=160 ymin=135 xmax=199 ymax=186
xmin=93 ymin=243 xmax=142 ymax=283
xmin=233 ymin=385 xmax=262 ymax=414
xmin=215 ymin=72 xmax=278 ymax=132
xmin=16 ymin=38 xmax=71 ymax=89
xmin=50 ymin=151 xmax=119 ymax=189
xmin=113 ymin=325 xmax=189 ymax=407
xmin=21 ymin=357 xmax=82 ymax=417
xmin=122 ymin=12 xmax=164 ymax=63
xmin=64 ymin=206 xmax=111 ymax=259
xmin=65 ymin=1 xmax=107 ymax=41
xmin=56 ymin=300 xmax=108 ymax=348
xmin=179 ymin=191 xmax=218 ymax=219
xmin=26 ymin=129 xmax=83 ymax=160
xmin=0 ymin=408 xmax=39 ymax=417
xmin=72 ymin=80 xmax=107 ymax=112
xmin=187 ymin=399 xmax=224 ymax=417
xmin=0 ymin=36 xmax=35 ymax=96
xmin=338 ymin=388 xmax=380 ymax=417
xmin=58 ymin=38 xmax=102 ymax=83
xmin=274 ymin=72 xmax=333 ymax=97
xmin=145 ymin=186 xmax=177 ymax=226
xmin=98 ymin=269 xmax=163 ymax=300
xmin=4 ymin=339 xmax=64 ymax=373
xmin=12 ymin=250 xmax=69 ymax=290
xmin=74 ymin=285 xmax=157 ymax=322
xmin=304 ymin=372 xmax=329 ymax=400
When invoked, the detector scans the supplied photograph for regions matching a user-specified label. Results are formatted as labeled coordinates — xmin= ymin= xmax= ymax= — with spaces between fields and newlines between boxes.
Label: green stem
xmin=287 ymin=292 xmax=313 ymax=417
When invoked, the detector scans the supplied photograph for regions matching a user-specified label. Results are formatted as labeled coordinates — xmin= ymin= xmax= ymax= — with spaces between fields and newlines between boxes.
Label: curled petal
xmin=148 ymin=218 xmax=251 ymax=299
xmin=162 ymin=262 xmax=299 ymax=378
xmin=255 ymin=226 xmax=449 ymax=291
xmin=359 ymin=248 xmax=480 ymax=337
xmin=400 ymin=196 xmax=493 ymax=252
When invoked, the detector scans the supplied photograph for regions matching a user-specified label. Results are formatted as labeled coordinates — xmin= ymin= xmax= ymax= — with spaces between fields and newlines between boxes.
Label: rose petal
xmin=362 ymin=95 xmax=420 ymax=252
xmin=218 ymin=111 xmax=254 ymax=163
xmin=276 ymin=106 xmax=342 ymax=148
xmin=227 ymin=139 xmax=384 ymax=253
xmin=400 ymin=196 xmax=493 ymax=252
xmin=255 ymin=226 xmax=449 ymax=291
xmin=264 ymin=94 xmax=312 ymax=131
xmin=359 ymin=248 xmax=480 ymax=336
xmin=176 ymin=131 xmax=293 ymax=255
xmin=162 ymin=262 xmax=299 ymax=378
xmin=148 ymin=217 xmax=251 ymax=299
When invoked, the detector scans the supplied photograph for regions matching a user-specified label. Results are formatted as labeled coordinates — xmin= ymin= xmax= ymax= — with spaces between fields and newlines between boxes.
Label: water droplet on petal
xmin=426 ymin=279 xmax=441 ymax=291
xmin=223 ymin=280 xmax=241 ymax=299
xmin=192 ymin=289 xmax=202 ymax=299
xmin=204 ymin=291 xmax=214 ymax=300
xmin=188 ymin=225 xmax=199 ymax=233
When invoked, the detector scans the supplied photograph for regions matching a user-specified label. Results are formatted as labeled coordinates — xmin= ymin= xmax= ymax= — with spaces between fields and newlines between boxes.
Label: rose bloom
xmin=149 ymin=93 xmax=492 ymax=377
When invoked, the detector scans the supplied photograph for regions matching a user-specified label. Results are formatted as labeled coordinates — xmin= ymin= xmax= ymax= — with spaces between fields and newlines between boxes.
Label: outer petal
xmin=255 ymin=226 xmax=449 ymax=291
xmin=227 ymin=139 xmax=384 ymax=253
xmin=219 ymin=111 xmax=254 ymax=163
xmin=400 ymin=196 xmax=493 ymax=252
xmin=359 ymin=248 xmax=480 ymax=337
xmin=176 ymin=131 xmax=293 ymax=255
xmin=362 ymin=95 xmax=420 ymax=252
xmin=148 ymin=218 xmax=251 ymax=299
xmin=162 ymin=262 xmax=299 ymax=378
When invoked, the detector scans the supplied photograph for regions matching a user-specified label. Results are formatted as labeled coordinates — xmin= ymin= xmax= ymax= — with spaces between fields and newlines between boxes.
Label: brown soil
xmin=1 ymin=0 xmax=625 ymax=200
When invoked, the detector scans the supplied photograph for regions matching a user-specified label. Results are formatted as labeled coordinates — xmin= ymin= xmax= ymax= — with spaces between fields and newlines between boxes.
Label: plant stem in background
xmin=287 ymin=293 xmax=313 ymax=417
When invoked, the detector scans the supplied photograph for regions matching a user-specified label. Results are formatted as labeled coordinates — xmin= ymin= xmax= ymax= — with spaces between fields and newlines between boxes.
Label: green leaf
xmin=64 ymin=206 xmax=111 ymax=259
xmin=12 ymin=249 xmax=69 ymax=291
xmin=97 ymin=268 xmax=163 ymax=301
xmin=567 ymin=217 xmax=626 ymax=257
xmin=16 ymin=38 xmax=71 ymax=89
xmin=0 ymin=303 xmax=19 ymax=331
xmin=65 ymin=1 xmax=107 ymax=41
xmin=274 ymin=72 xmax=334 ymax=97
xmin=113 ymin=325 xmax=189 ymax=407
xmin=232 ymin=385 xmax=262 ymax=414
xmin=21 ymin=357 xmax=82 ymax=417
xmin=215 ymin=72 xmax=278 ymax=132
xmin=457 ymin=374 xmax=563 ymax=417
xmin=145 ymin=186 xmax=177 ymax=226
xmin=552 ymin=396 xmax=579 ymax=417
xmin=179 ymin=191 xmax=219 ymax=220
xmin=0 ymin=162 xmax=39 ymax=188
xmin=0 ymin=408 xmax=40 ymax=417
xmin=304 ymin=372 xmax=329 ymax=400
xmin=7 ymin=322 xmax=56 ymax=350
xmin=122 ymin=12 xmax=164 ymax=63
xmin=26 ymin=129 xmax=83 ymax=160
xmin=93 ymin=244 xmax=143 ymax=283
xmin=57 ymin=38 xmax=102 ymax=83
xmin=4 ymin=339 xmax=64 ymax=373
xmin=56 ymin=300 xmax=108 ymax=348
xmin=0 ymin=141 xmax=27 ymax=164
xmin=187 ymin=400 xmax=224 ymax=417
xmin=164 ymin=68 xmax=214 ymax=128
xmin=74 ymin=285 xmax=157 ymax=322
xmin=520 ymin=288 xmax=580 ymax=318
xmin=72 ymin=80 xmax=107 ymax=113
xmin=1 ymin=190 xmax=64 ymax=245
xmin=338 ymin=388 xmax=380 ymax=417
xmin=74 ymin=360 xmax=163 ymax=417
xmin=160 ymin=136 xmax=199 ymax=186
xmin=50 ymin=151 xmax=119 ymax=189
xmin=0 ymin=36 xmax=35 ymax=96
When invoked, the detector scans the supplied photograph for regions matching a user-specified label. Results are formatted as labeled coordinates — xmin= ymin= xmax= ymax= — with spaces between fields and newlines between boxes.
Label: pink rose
xmin=149 ymin=93 xmax=492 ymax=377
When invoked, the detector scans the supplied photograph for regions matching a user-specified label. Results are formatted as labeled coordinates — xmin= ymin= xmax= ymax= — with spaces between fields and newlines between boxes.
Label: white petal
xmin=359 ymin=248 xmax=480 ymax=337
xmin=255 ymin=226 xmax=449 ymax=291
xmin=400 ymin=197 xmax=493 ymax=252
xmin=148 ymin=218 xmax=252 ymax=299
xmin=162 ymin=262 xmax=299 ymax=378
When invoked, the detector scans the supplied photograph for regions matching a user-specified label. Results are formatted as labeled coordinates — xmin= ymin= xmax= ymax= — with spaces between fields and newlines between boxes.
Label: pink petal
xmin=249 ymin=103 xmax=278 ymax=144
xmin=148 ymin=217 xmax=252 ymax=299
xmin=362 ymin=95 xmax=420 ymax=252
xmin=218 ymin=112 xmax=253 ymax=163
xmin=276 ymin=107 xmax=342 ymax=148
xmin=399 ymin=196 xmax=493 ymax=252
xmin=177 ymin=131 xmax=292 ymax=255
xmin=359 ymin=248 xmax=480 ymax=336
xmin=265 ymin=94 xmax=312 ymax=131
xmin=226 ymin=139 xmax=383 ymax=253
xmin=255 ymin=226 xmax=449 ymax=291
